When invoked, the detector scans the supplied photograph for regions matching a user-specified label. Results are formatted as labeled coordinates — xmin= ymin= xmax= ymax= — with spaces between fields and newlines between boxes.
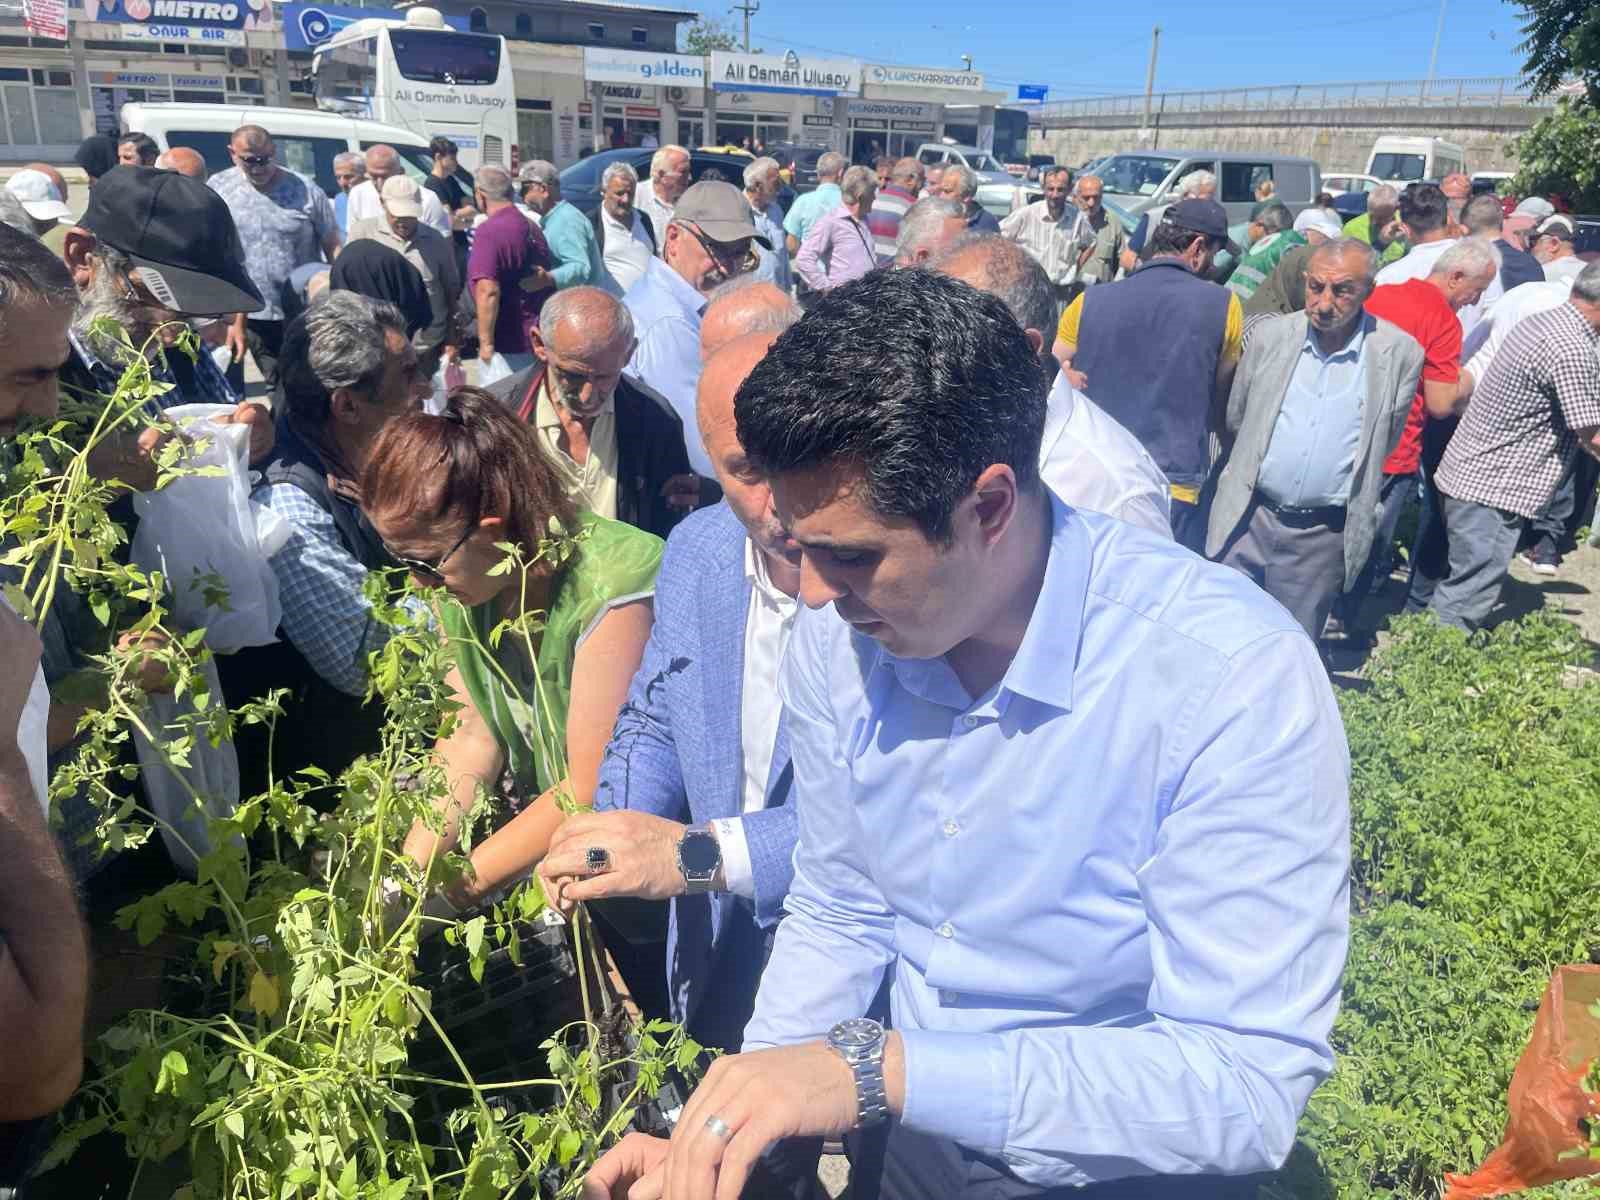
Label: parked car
xmin=1322 ymin=172 xmax=1384 ymax=197
xmin=1093 ymin=149 xmax=1321 ymax=224
xmin=768 ymin=142 xmax=828 ymax=193
xmin=121 ymin=102 xmax=436 ymax=201
xmin=559 ymin=147 xmax=795 ymax=218
xmin=914 ymin=141 xmax=1022 ymax=217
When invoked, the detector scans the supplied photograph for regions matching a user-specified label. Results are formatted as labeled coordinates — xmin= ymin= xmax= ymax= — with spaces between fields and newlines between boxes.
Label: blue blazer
xmin=593 ymin=502 xmax=796 ymax=1036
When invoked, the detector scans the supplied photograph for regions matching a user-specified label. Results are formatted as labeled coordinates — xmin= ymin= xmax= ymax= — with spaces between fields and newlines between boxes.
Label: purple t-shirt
xmin=467 ymin=206 xmax=552 ymax=355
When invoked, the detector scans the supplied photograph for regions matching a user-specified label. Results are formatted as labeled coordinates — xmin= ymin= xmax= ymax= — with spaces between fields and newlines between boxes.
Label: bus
xmin=311 ymin=6 xmax=515 ymax=174
xmin=943 ymin=105 xmax=1032 ymax=173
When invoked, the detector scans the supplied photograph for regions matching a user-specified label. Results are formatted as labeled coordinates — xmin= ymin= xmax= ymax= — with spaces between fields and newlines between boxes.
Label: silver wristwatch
xmin=827 ymin=1017 xmax=889 ymax=1128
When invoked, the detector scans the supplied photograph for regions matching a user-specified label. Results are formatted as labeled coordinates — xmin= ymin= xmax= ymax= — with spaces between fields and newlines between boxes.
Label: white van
xmin=1093 ymin=149 xmax=1321 ymax=224
xmin=120 ymin=103 xmax=436 ymax=203
xmin=1366 ymin=136 xmax=1465 ymax=185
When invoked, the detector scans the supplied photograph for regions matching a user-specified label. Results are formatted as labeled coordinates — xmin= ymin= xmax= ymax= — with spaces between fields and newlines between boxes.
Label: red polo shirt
xmin=1364 ymin=278 xmax=1462 ymax=476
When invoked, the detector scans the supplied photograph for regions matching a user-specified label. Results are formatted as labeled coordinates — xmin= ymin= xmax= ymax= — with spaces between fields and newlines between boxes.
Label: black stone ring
xmin=584 ymin=846 xmax=610 ymax=874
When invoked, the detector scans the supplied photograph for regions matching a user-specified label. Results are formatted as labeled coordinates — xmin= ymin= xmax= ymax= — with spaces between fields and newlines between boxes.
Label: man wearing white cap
xmin=1532 ymin=214 xmax=1586 ymax=286
xmin=349 ymin=174 xmax=460 ymax=374
xmin=4 ymin=169 xmax=72 ymax=240
xmin=1293 ymin=207 xmax=1345 ymax=246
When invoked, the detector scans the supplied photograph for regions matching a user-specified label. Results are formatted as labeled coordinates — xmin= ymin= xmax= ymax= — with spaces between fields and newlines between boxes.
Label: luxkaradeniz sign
xmin=710 ymin=50 xmax=859 ymax=96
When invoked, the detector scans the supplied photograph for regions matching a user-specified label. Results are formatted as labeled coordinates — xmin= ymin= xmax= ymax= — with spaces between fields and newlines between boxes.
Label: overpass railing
xmin=1035 ymin=77 xmax=1550 ymax=121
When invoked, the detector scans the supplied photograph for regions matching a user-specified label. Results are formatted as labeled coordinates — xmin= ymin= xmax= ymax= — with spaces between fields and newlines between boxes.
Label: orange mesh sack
xmin=1444 ymin=964 xmax=1600 ymax=1199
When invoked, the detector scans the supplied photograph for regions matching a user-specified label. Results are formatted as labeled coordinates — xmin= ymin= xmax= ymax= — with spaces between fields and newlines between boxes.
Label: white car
xmin=1322 ymin=173 xmax=1385 ymax=197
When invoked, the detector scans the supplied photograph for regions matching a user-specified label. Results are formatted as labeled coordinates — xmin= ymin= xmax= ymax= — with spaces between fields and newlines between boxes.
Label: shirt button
xmin=942 ymin=819 xmax=960 ymax=838
xmin=936 ymin=922 xmax=954 ymax=939
xmin=940 ymin=989 xmax=958 ymax=1004
xmin=962 ymin=715 xmax=977 ymax=728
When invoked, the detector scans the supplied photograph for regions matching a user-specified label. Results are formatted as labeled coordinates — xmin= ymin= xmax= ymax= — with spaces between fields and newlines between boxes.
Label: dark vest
xmin=1073 ymin=258 xmax=1231 ymax=485
xmin=215 ymin=414 xmax=390 ymax=804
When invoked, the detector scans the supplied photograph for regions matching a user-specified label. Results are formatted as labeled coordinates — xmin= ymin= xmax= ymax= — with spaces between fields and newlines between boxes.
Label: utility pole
xmin=1141 ymin=25 xmax=1161 ymax=140
xmin=1426 ymin=0 xmax=1448 ymax=82
xmin=732 ymin=0 xmax=759 ymax=52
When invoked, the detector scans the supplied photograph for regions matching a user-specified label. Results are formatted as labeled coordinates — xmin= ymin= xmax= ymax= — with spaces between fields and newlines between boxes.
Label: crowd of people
xmin=0 ymin=124 xmax=1596 ymax=1200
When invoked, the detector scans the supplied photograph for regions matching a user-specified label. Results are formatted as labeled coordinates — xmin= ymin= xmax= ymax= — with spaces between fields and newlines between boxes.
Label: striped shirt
xmin=865 ymin=184 xmax=917 ymax=265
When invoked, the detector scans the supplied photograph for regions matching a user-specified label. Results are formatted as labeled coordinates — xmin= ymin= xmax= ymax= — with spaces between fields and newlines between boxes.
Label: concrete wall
xmin=1036 ymin=106 xmax=1541 ymax=174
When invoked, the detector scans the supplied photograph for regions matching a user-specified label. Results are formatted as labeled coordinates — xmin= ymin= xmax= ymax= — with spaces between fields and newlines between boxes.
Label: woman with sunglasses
xmin=361 ymin=386 xmax=660 ymax=911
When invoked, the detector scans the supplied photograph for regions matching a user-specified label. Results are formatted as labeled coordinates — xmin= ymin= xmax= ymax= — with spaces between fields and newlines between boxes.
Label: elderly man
xmin=636 ymin=143 xmax=691 ymax=252
xmin=347 ymin=144 xmax=450 ymax=237
xmin=348 ymin=174 xmax=460 ymax=375
xmin=866 ymin=157 xmax=924 ymax=265
xmin=1534 ymin=215 xmax=1586 ymax=286
xmin=783 ymin=150 xmax=845 ymax=256
xmin=1362 ymin=238 xmax=1499 ymax=617
xmin=486 ymin=286 xmax=695 ymax=538
xmin=1207 ymin=240 xmax=1425 ymax=639
xmin=468 ymin=163 xmax=554 ymax=373
xmin=1056 ymin=198 xmax=1244 ymax=549
xmin=583 ymin=266 xmax=1349 ymax=1200
xmin=935 ymin=234 xmax=1171 ymax=536
xmin=742 ymin=156 xmax=791 ymax=292
xmin=700 ymin=277 xmax=801 ymax=358
xmin=1224 ymin=204 xmax=1302 ymax=302
xmin=998 ymin=166 xmax=1094 ymax=308
xmin=1245 ymin=212 xmax=1346 ymax=320
xmin=219 ymin=293 xmax=428 ymax=794
xmin=1123 ymin=168 xmax=1216 ymax=271
xmin=209 ymin=125 xmax=340 ymax=393
xmin=116 ymin=132 xmax=158 ymax=167
xmin=1342 ymin=183 xmax=1406 ymax=265
xmin=892 ymin=197 xmax=968 ymax=267
xmin=1429 ymin=262 xmax=1600 ymax=629
xmin=1463 ymin=193 xmax=1542 ymax=294
xmin=1074 ymin=174 xmax=1126 ymax=286
xmin=593 ymin=162 xmax=656 ymax=294
xmin=623 ymin=181 xmax=763 ymax=478
xmin=520 ymin=160 xmax=606 ymax=291
xmin=153 ymin=146 xmax=206 ymax=179
xmin=938 ymin=162 xmax=999 ymax=234
xmin=331 ymin=151 xmax=364 ymax=237
xmin=794 ymin=165 xmax=878 ymax=293
xmin=920 ymin=162 xmax=944 ymax=200
xmin=3 ymin=169 xmax=71 ymax=240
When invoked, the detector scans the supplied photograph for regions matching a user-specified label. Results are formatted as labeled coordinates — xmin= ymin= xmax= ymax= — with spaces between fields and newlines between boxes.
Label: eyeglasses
xmin=682 ymin=223 xmax=758 ymax=280
xmin=235 ymin=153 xmax=274 ymax=168
xmin=384 ymin=517 xmax=476 ymax=585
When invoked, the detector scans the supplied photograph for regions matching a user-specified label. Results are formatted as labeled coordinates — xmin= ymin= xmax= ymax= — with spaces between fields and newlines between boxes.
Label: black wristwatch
xmin=676 ymin=825 xmax=721 ymax=894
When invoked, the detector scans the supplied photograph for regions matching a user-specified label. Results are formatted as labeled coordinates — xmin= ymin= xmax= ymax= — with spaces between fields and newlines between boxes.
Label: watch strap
xmin=677 ymin=825 xmax=720 ymax=894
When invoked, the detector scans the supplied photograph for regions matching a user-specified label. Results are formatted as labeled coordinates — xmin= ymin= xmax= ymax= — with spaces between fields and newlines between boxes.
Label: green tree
xmin=1510 ymin=96 xmax=1600 ymax=211
xmin=1515 ymin=0 xmax=1600 ymax=104
xmin=678 ymin=18 xmax=740 ymax=54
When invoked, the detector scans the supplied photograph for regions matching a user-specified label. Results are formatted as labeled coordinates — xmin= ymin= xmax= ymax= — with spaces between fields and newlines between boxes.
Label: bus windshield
xmin=389 ymin=29 xmax=502 ymax=85
xmin=1370 ymin=153 xmax=1426 ymax=181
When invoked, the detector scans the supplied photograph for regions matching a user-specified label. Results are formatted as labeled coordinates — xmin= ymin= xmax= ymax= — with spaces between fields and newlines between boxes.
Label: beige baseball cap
xmin=381 ymin=174 xmax=423 ymax=218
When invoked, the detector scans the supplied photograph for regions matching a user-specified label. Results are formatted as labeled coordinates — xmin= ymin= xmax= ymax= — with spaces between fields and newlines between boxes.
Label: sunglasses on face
xmin=683 ymin=223 xmax=758 ymax=277
xmin=384 ymin=517 xmax=476 ymax=585
xmin=236 ymin=153 xmax=274 ymax=167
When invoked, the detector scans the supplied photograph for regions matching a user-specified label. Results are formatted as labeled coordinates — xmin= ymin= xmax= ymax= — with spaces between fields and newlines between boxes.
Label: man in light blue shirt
xmin=743 ymin=156 xmax=791 ymax=293
xmin=1207 ymin=239 xmax=1425 ymax=640
xmin=585 ymin=266 xmax=1350 ymax=1200
xmin=623 ymin=181 xmax=766 ymax=478
xmin=781 ymin=150 xmax=844 ymax=259
xmin=519 ymin=160 xmax=609 ymax=292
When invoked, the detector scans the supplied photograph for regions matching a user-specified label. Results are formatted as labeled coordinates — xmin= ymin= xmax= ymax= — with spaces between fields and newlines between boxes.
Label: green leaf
xmin=223 ymin=1111 xmax=245 ymax=1140
xmin=556 ymin=1128 xmax=582 ymax=1165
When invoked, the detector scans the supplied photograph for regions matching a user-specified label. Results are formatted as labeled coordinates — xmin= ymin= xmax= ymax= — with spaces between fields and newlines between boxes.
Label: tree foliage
xmin=678 ymin=18 xmax=740 ymax=55
xmin=1510 ymin=96 xmax=1600 ymax=212
xmin=1515 ymin=0 xmax=1600 ymax=104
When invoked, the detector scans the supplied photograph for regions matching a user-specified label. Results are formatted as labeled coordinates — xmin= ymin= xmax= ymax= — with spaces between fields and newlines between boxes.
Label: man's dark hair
xmin=429 ymin=135 xmax=459 ymax=159
xmin=1398 ymin=183 xmax=1449 ymax=236
xmin=118 ymin=132 xmax=158 ymax=165
xmin=0 ymin=224 xmax=75 ymax=342
xmin=735 ymin=269 xmax=1044 ymax=543
xmin=1147 ymin=218 xmax=1209 ymax=258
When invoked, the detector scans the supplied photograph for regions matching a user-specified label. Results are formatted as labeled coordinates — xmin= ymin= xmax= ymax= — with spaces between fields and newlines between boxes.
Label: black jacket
xmin=488 ymin=362 xmax=702 ymax=540
xmin=1495 ymin=238 xmax=1545 ymax=293
xmin=590 ymin=205 xmax=656 ymax=257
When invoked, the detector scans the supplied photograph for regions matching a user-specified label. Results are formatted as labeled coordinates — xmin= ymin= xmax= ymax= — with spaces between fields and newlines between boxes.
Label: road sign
xmin=1017 ymin=84 xmax=1048 ymax=103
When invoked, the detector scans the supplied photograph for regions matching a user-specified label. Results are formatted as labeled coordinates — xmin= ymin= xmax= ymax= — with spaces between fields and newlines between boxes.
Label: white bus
xmin=1366 ymin=136 xmax=1466 ymax=185
xmin=311 ymin=6 xmax=515 ymax=174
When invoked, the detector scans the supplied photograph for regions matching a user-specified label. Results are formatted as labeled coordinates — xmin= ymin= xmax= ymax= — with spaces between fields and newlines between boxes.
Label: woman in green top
xmin=361 ymin=387 xmax=660 ymax=907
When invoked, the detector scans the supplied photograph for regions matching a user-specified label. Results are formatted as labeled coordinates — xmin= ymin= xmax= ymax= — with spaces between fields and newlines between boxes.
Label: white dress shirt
xmin=346 ymin=178 xmax=451 ymax=237
xmin=602 ymin=206 xmax=654 ymax=294
xmin=1462 ymin=278 xmax=1573 ymax=381
xmin=1374 ymin=237 xmax=1457 ymax=289
xmin=1038 ymin=373 xmax=1173 ymax=536
xmin=9 ymin=597 xmax=48 ymax=815
xmin=635 ymin=180 xmax=676 ymax=258
xmin=711 ymin=537 xmax=798 ymax=898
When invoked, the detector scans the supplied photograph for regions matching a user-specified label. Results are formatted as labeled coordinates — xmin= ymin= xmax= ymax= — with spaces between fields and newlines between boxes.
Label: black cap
xmin=79 ymin=166 xmax=263 ymax=317
xmin=1163 ymin=197 xmax=1241 ymax=257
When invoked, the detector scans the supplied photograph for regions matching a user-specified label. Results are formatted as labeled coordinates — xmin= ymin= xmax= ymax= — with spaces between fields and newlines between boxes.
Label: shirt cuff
xmin=711 ymin=817 xmax=755 ymax=900
xmin=898 ymin=1028 xmax=1010 ymax=1155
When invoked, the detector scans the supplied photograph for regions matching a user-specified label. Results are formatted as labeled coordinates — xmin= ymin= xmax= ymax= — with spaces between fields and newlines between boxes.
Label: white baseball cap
xmin=380 ymin=174 xmax=423 ymax=218
xmin=1294 ymin=207 xmax=1345 ymax=242
xmin=1512 ymin=196 xmax=1555 ymax=220
xmin=6 ymin=169 xmax=71 ymax=224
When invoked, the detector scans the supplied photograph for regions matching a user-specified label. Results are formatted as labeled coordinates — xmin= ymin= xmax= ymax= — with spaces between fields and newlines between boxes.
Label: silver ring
xmin=704 ymin=1114 xmax=732 ymax=1140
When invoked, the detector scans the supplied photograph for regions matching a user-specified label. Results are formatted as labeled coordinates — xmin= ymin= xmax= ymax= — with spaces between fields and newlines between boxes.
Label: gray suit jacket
xmin=1206 ymin=311 xmax=1425 ymax=588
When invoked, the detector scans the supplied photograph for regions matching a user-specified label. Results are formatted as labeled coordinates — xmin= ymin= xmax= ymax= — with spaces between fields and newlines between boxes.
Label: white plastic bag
xmin=131 ymin=403 xmax=281 ymax=655
xmin=132 ymin=654 xmax=240 ymax=878
xmin=428 ymin=356 xmax=467 ymax=415
xmin=476 ymin=352 xmax=513 ymax=387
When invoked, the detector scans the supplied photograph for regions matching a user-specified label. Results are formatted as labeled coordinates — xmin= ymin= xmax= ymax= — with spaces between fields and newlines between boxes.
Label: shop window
xmin=587 ymin=22 xmax=605 ymax=39
xmin=36 ymin=89 xmax=80 ymax=144
xmin=236 ymin=76 xmax=263 ymax=94
xmin=189 ymin=45 xmax=225 ymax=55
xmin=514 ymin=12 xmax=530 ymax=35
xmin=173 ymin=90 xmax=223 ymax=103
xmin=631 ymin=26 xmax=647 ymax=44
xmin=0 ymin=67 xmax=27 ymax=81
xmin=163 ymin=43 xmax=188 ymax=54
xmin=0 ymin=37 xmax=29 ymax=48
xmin=468 ymin=7 xmax=486 ymax=31
xmin=45 ymin=70 xmax=72 ymax=86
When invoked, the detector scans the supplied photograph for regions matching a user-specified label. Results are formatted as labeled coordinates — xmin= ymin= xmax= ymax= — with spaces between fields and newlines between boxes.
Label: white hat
xmin=1512 ymin=196 xmax=1555 ymax=220
xmin=380 ymin=174 xmax=423 ymax=218
xmin=6 ymin=169 xmax=71 ymax=224
xmin=1294 ymin=207 xmax=1344 ymax=242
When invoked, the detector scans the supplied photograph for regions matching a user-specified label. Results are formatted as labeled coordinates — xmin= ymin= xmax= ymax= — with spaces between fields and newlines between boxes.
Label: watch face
xmin=679 ymin=830 xmax=721 ymax=874
xmin=831 ymin=1018 xmax=881 ymax=1049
